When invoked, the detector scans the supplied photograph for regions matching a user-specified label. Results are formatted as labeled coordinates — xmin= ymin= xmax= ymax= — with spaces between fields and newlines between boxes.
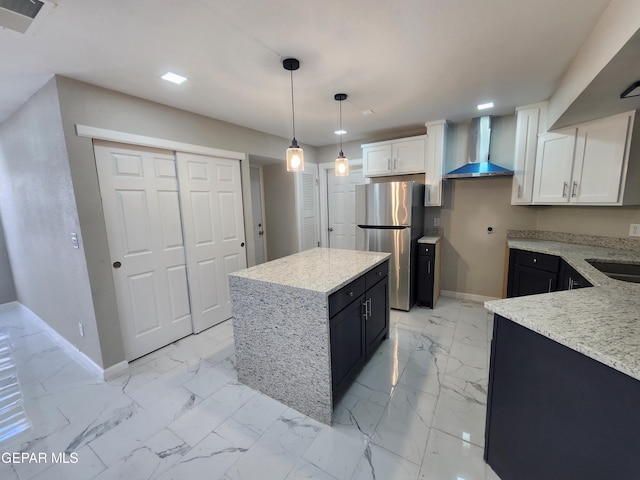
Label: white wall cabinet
xmin=532 ymin=128 xmax=577 ymax=204
xmin=511 ymin=104 xmax=545 ymax=205
xmin=424 ymin=120 xmax=447 ymax=206
xmin=362 ymin=137 xmax=426 ymax=176
xmin=532 ymin=111 xmax=638 ymax=206
xmin=361 ymin=121 xmax=447 ymax=207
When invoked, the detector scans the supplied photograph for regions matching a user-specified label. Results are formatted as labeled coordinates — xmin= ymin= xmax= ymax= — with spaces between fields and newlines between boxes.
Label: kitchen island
xmin=228 ymin=248 xmax=390 ymax=424
xmin=484 ymin=239 xmax=640 ymax=479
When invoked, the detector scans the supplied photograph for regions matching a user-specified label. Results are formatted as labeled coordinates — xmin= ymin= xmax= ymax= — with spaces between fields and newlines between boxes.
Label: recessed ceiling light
xmin=334 ymin=129 xmax=347 ymax=135
xmin=477 ymin=102 xmax=494 ymax=110
xmin=161 ymin=72 xmax=188 ymax=85
xmin=361 ymin=109 xmax=374 ymax=116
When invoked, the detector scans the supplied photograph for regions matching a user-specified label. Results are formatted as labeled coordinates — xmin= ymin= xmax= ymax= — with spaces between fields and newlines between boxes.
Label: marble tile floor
xmin=0 ymin=297 xmax=501 ymax=480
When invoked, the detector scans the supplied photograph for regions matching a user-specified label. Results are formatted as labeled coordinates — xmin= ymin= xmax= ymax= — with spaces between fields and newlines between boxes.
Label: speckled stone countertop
xmin=418 ymin=236 xmax=441 ymax=244
xmin=229 ymin=247 xmax=391 ymax=295
xmin=485 ymin=239 xmax=640 ymax=381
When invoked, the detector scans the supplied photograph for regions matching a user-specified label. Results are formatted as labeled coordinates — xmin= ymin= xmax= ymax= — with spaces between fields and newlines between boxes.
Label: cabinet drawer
xmin=329 ymin=276 xmax=366 ymax=317
xmin=365 ymin=261 xmax=388 ymax=289
xmin=513 ymin=249 xmax=559 ymax=273
xmin=418 ymin=244 xmax=435 ymax=256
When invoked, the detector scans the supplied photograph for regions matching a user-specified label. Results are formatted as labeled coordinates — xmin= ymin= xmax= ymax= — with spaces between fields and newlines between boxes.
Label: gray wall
xmin=0 ymin=211 xmax=16 ymax=304
xmin=262 ymin=162 xmax=298 ymax=260
xmin=0 ymin=77 xmax=103 ymax=363
xmin=54 ymin=76 xmax=315 ymax=368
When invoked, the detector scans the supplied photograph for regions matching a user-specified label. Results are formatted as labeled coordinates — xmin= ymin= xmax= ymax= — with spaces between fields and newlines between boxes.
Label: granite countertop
xmin=418 ymin=236 xmax=441 ymax=244
xmin=485 ymin=239 xmax=640 ymax=381
xmin=229 ymin=247 xmax=391 ymax=295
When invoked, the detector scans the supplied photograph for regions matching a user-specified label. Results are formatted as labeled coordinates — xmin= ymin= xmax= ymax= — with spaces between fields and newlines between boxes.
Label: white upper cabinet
xmin=532 ymin=129 xmax=577 ymax=204
xmin=571 ymin=113 xmax=631 ymax=204
xmin=524 ymin=106 xmax=640 ymax=206
xmin=362 ymin=136 xmax=426 ymax=177
xmin=362 ymin=143 xmax=393 ymax=176
xmin=424 ymin=120 xmax=447 ymax=206
xmin=361 ymin=121 xmax=447 ymax=207
xmin=529 ymin=110 xmax=640 ymax=206
xmin=511 ymin=104 xmax=545 ymax=204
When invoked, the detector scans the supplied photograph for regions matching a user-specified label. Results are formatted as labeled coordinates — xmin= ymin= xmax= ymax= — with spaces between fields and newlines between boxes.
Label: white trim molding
xmin=75 ymin=124 xmax=246 ymax=161
xmin=5 ymin=302 xmax=129 ymax=381
xmin=441 ymin=290 xmax=499 ymax=304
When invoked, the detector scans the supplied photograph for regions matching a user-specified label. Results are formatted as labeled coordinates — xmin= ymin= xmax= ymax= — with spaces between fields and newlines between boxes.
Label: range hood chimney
xmin=443 ymin=116 xmax=513 ymax=179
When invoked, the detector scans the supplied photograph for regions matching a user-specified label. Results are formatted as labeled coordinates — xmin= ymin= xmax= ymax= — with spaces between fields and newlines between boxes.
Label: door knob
xmin=113 ymin=261 xmax=122 ymax=269
xmin=258 ymin=230 xmax=264 ymax=235
xmin=328 ymin=228 xmax=334 ymax=232
xmin=240 ymin=242 xmax=245 ymax=247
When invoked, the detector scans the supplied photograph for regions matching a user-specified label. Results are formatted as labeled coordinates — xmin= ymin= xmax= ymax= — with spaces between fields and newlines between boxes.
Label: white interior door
xmin=327 ymin=164 xmax=366 ymax=249
xmin=94 ymin=142 xmax=193 ymax=361
xmin=250 ymin=166 xmax=266 ymax=264
xmin=177 ymin=152 xmax=247 ymax=333
xmin=296 ymin=164 xmax=320 ymax=252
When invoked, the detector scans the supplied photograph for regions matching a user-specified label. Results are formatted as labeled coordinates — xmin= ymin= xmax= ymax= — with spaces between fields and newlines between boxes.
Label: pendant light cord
xmin=290 ymin=70 xmax=296 ymax=140
xmin=339 ymin=99 xmax=343 ymax=154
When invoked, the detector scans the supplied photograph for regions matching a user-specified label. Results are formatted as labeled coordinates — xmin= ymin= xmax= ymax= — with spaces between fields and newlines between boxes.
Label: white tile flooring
xmin=0 ymin=297 xmax=501 ymax=479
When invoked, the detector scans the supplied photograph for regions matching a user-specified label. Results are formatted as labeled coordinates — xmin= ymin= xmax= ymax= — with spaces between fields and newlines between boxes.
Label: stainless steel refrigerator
xmin=355 ymin=181 xmax=424 ymax=311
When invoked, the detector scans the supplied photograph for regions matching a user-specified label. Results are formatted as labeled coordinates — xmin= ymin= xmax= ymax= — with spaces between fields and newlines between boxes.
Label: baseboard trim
xmin=103 ymin=361 xmax=129 ymax=380
xmin=441 ymin=290 xmax=499 ymax=304
xmin=9 ymin=303 xmax=129 ymax=381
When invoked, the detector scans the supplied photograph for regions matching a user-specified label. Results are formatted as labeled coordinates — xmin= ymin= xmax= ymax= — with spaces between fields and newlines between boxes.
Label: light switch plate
xmin=71 ymin=232 xmax=79 ymax=248
xmin=630 ymin=224 xmax=640 ymax=237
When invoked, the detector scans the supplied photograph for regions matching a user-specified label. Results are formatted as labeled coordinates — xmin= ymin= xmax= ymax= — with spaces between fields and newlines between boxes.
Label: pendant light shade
xmin=334 ymin=93 xmax=349 ymax=176
xmin=283 ymin=58 xmax=304 ymax=172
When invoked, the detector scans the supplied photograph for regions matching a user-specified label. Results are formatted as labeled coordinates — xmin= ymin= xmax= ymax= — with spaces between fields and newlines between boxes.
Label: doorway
xmin=94 ymin=141 xmax=246 ymax=360
xmin=250 ymin=166 xmax=267 ymax=265
xmin=320 ymin=161 xmax=368 ymax=249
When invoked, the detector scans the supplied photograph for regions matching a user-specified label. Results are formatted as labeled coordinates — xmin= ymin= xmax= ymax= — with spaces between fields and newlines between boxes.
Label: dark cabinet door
xmin=365 ymin=277 xmax=388 ymax=355
xmin=417 ymin=253 xmax=434 ymax=307
xmin=330 ymin=295 xmax=366 ymax=394
xmin=559 ymin=261 xmax=592 ymax=291
xmin=511 ymin=264 xmax=557 ymax=297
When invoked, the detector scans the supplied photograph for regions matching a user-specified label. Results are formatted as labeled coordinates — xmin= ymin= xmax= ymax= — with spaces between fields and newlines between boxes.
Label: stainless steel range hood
xmin=443 ymin=116 xmax=513 ymax=179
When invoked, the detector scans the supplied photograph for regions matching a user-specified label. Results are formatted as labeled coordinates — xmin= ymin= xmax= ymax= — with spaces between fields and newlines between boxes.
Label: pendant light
xmin=334 ymin=93 xmax=349 ymax=176
xmin=283 ymin=58 xmax=304 ymax=172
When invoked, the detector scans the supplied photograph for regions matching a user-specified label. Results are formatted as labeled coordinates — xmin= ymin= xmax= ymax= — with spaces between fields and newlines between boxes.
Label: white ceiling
xmin=0 ymin=0 xmax=613 ymax=147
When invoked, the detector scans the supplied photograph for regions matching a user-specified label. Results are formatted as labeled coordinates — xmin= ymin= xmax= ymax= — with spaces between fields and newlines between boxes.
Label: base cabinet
xmin=506 ymin=248 xmax=591 ymax=298
xmin=329 ymin=260 xmax=389 ymax=400
xmin=486 ymin=315 xmax=640 ymax=479
xmin=417 ymin=242 xmax=440 ymax=308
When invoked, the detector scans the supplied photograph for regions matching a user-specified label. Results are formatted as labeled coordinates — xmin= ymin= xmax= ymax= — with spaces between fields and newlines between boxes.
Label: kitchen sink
xmin=586 ymin=260 xmax=640 ymax=283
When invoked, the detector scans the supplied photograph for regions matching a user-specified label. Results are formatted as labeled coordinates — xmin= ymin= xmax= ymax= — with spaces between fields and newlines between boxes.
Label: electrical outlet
xmin=78 ymin=322 xmax=84 ymax=337
xmin=630 ymin=224 xmax=640 ymax=238
xmin=434 ymin=217 xmax=440 ymax=227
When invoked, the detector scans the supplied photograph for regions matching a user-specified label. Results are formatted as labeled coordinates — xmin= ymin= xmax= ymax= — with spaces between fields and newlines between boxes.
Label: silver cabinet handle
xmin=387 ymin=159 xmax=391 ymax=171
xmin=394 ymin=158 xmax=397 ymax=170
xmin=548 ymin=278 xmax=552 ymax=292
xmin=518 ymin=185 xmax=522 ymax=199
xmin=572 ymin=181 xmax=578 ymax=198
xmin=562 ymin=182 xmax=568 ymax=197
xmin=428 ymin=260 xmax=431 ymax=275
xmin=348 ymin=291 xmax=354 ymax=297
xmin=362 ymin=301 xmax=368 ymax=320
xmin=366 ymin=298 xmax=372 ymax=318
xmin=427 ymin=186 xmax=431 ymax=202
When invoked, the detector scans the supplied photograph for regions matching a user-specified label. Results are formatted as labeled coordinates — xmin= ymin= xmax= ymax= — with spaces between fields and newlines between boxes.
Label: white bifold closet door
xmin=94 ymin=142 xmax=246 ymax=361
